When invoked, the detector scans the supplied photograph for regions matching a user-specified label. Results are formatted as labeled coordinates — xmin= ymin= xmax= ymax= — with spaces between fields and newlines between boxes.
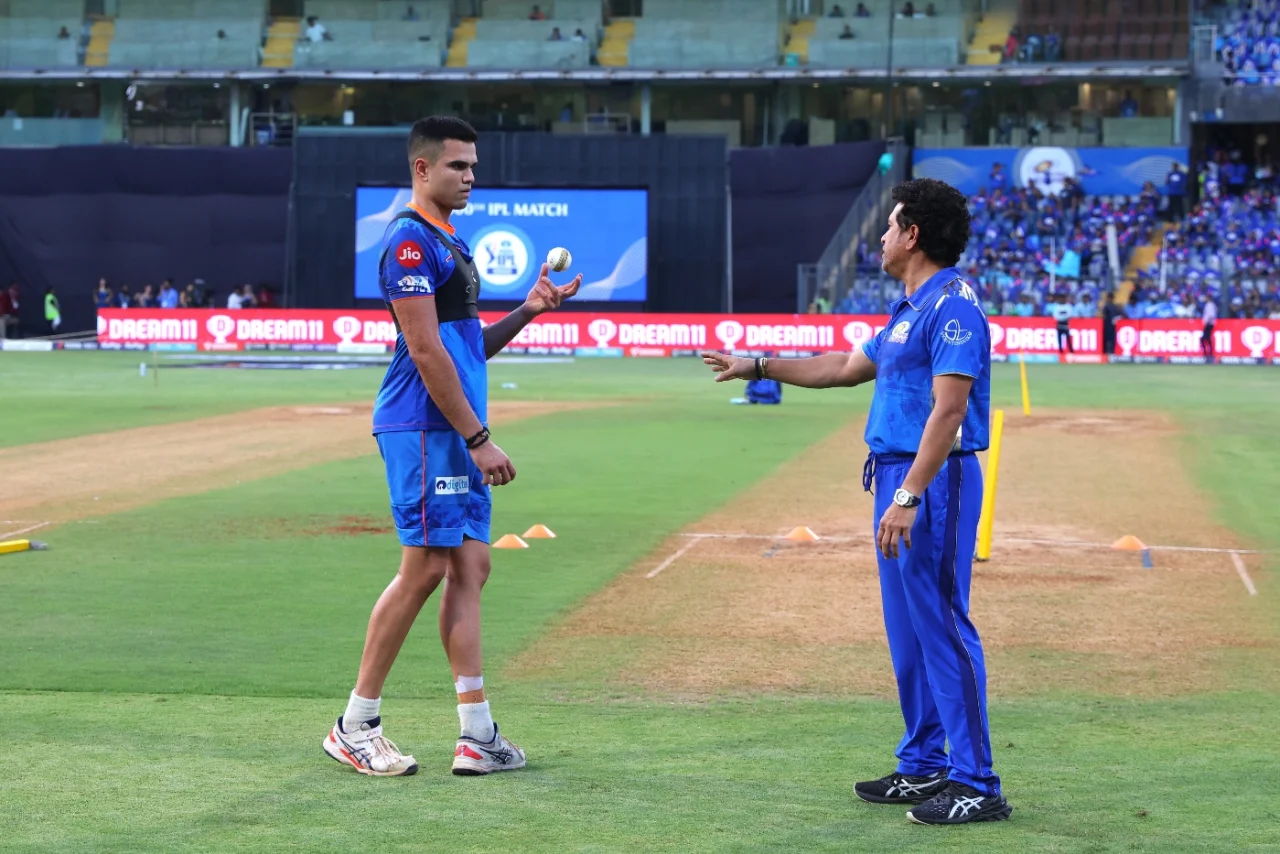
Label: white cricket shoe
xmin=323 ymin=716 xmax=419 ymax=776
xmin=451 ymin=723 xmax=527 ymax=775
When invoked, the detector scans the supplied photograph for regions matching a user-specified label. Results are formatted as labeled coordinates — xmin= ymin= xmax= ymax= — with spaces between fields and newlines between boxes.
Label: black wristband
xmin=465 ymin=428 xmax=490 ymax=450
xmin=754 ymin=357 xmax=764 ymax=380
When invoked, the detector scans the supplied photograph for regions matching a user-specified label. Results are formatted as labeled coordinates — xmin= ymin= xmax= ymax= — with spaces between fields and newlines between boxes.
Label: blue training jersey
xmin=372 ymin=209 xmax=487 ymax=435
xmin=862 ymin=267 xmax=991 ymax=456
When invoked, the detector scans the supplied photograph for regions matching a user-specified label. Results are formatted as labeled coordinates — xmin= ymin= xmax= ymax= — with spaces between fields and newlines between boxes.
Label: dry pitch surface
xmin=515 ymin=408 xmax=1277 ymax=698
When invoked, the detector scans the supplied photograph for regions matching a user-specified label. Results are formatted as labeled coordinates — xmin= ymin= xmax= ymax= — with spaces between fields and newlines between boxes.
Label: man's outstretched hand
xmin=700 ymin=351 xmax=756 ymax=383
xmin=521 ymin=263 xmax=582 ymax=316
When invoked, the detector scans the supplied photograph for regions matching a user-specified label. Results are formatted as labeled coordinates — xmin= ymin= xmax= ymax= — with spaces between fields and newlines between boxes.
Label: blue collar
xmin=903 ymin=267 xmax=961 ymax=311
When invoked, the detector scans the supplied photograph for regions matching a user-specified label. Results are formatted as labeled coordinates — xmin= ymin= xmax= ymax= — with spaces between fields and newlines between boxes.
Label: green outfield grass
xmin=0 ymin=354 xmax=1277 ymax=853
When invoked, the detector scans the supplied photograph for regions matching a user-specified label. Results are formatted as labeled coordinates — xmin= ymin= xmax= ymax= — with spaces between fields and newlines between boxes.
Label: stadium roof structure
xmin=0 ymin=62 xmax=1188 ymax=83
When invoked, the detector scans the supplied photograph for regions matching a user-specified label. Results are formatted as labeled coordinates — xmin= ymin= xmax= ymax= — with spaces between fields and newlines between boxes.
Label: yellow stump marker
xmin=1019 ymin=352 xmax=1031 ymax=416
xmin=975 ymin=409 xmax=1005 ymax=562
xmin=0 ymin=539 xmax=46 ymax=555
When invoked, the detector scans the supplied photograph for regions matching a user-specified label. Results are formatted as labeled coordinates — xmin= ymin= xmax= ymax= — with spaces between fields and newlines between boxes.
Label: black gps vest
xmin=379 ymin=209 xmax=481 ymax=330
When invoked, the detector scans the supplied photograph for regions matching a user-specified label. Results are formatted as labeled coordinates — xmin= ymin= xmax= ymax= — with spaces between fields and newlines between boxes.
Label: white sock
xmin=342 ymin=691 xmax=381 ymax=733
xmin=458 ymin=700 xmax=495 ymax=743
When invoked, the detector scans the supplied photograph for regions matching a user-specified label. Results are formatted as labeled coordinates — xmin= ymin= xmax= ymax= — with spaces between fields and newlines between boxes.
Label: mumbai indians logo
xmin=888 ymin=320 xmax=911 ymax=344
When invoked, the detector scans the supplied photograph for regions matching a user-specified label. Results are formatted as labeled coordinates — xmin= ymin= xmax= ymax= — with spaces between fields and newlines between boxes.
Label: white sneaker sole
xmin=323 ymin=730 xmax=419 ymax=777
xmin=451 ymin=746 xmax=527 ymax=776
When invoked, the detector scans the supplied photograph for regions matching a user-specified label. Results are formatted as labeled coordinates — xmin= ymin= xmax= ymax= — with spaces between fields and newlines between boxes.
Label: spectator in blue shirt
xmin=988 ymin=163 xmax=1008 ymax=193
xmin=1165 ymin=162 xmax=1187 ymax=221
xmin=158 ymin=279 xmax=179 ymax=309
xmin=1119 ymin=91 xmax=1139 ymax=118
xmin=94 ymin=278 xmax=114 ymax=309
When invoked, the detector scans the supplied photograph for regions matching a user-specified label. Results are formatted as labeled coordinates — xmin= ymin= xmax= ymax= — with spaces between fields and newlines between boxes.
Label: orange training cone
xmin=522 ymin=524 xmax=556 ymax=539
xmin=1111 ymin=535 xmax=1147 ymax=551
xmin=785 ymin=526 xmax=820 ymax=542
xmin=492 ymin=534 xmax=529 ymax=549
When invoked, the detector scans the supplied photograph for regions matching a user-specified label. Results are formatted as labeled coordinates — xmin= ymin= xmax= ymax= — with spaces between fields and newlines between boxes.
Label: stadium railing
xmin=795 ymin=139 xmax=909 ymax=314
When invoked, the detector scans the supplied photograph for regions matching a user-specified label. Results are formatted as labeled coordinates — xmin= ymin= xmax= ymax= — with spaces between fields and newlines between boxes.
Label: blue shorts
xmin=375 ymin=430 xmax=491 ymax=548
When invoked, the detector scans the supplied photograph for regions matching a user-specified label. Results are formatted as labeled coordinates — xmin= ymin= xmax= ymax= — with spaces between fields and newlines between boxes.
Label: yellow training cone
xmin=785 ymin=526 xmax=820 ymax=542
xmin=522 ymin=524 xmax=557 ymax=539
xmin=492 ymin=534 xmax=529 ymax=549
xmin=1111 ymin=535 xmax=1147 ymax=551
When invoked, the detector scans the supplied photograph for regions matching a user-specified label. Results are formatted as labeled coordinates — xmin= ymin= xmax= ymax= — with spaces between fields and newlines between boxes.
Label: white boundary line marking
xmin=0 ymin=521 xmax=50 ymax=541
xmin=659 ymin=532 xmax=1268 ymax=596
xmin=679 ymin=532 xmax=1267 ymax=555
xmin=645 ymin=538 xmax=703 ymax=579
xmin=1230 ymin=551 xmax=1259 ymax=596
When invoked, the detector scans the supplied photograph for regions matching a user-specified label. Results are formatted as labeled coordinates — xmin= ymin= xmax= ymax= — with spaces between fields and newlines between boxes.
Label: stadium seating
xmin=828 ymin=174 xmax=1172 ymax=317
xmin=462 ymin=2 xmax=601 ymax=68
xmin=802 ymin=0 xmax=970 ymax=69
xmin=1146 ymin=191 xmax=1280 ymax=319
xmin=1015 ymin=0 xmax=1189 ymax=63
xmin=102 ymin=0 xmax=264 ymax=69
xmin=628 ymin=20 xmax=777 ymax=68
xmin=295 ymin=0 xmax=448 ymax=69
xmin=481 ymin=0 xmax=603 ymax=22
xmin=464 ymin=39 xmax=588 ymax=68
xmin=605 ymin=0 xmax=778 ymax=68
xmin=473 ymin=19 xmax=597 ymax=42
xmin=0 ymin=0 xmax=82 ymax=69
xmin=1216 ymin=0 xmax=1280 ymax=84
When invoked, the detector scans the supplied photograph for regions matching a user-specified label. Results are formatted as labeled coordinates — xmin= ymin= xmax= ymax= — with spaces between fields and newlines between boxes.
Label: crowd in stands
xmin=92 ymin=279 xmax=276 ymax=311
xmin=1002 ymin=24 xmax=1064 ymax=63
xmin=812 ymin=153 xmax=1280 ymax=321
xmin=1216 ymin=0 xmax=1280 ymax=84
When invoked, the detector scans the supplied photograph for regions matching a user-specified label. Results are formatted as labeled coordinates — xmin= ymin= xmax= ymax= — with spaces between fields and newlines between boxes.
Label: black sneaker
xmin=854 ymin=769 xmax=948 ymax=804
xmin=906 ymin=781 xmax=1012 ymax=825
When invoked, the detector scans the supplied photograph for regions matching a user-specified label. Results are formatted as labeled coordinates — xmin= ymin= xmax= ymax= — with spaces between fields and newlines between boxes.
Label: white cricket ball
xmin=547 ymin=247 xmax=572 ymax=272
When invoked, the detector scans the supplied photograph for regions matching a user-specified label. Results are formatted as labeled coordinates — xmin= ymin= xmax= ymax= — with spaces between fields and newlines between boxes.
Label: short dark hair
xmin=408 ymin=115 xmax=478 ymax=165
xmin=891 ymin=178 xmax=971 ymax=267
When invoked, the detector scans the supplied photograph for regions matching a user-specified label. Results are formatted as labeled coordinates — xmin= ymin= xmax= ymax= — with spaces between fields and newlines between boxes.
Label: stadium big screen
xmin=354 ymin=187 xmax=648 ymax=302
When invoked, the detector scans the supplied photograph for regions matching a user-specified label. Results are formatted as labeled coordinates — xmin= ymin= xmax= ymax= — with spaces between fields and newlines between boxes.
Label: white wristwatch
xmin=893 ymin=488 xmax=921 ymax=508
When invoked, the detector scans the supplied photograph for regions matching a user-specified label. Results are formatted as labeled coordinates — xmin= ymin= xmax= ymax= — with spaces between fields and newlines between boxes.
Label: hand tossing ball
xmin=546 ymin=247 xmax=572 ymax=273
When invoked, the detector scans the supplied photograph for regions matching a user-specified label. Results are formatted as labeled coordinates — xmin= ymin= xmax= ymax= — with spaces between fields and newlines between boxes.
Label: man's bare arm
xmin=481 ymin=305 xmax=537 ymax=360
xmin=701 ymin=348 xmax=877 ymax=388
